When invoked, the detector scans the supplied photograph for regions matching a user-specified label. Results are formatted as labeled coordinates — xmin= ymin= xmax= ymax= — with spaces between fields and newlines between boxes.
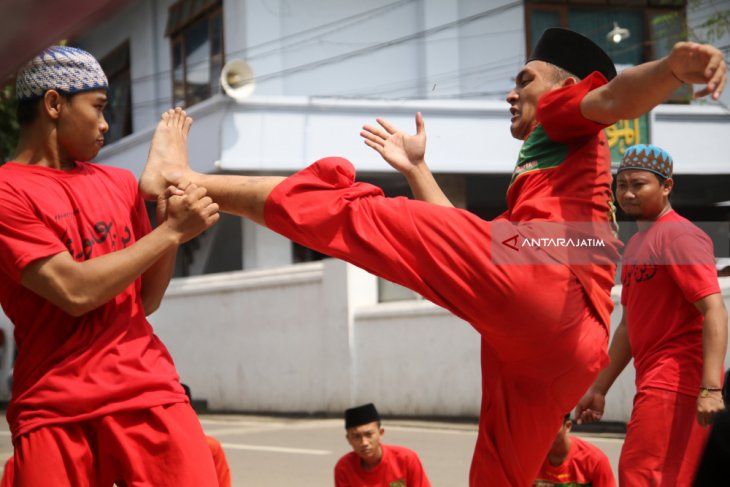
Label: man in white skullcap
xmin=0 ymin=45 xmax=220 ymax=486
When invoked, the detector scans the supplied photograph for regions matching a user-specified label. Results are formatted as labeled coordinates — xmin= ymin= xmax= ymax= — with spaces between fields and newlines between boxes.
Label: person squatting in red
xmin=576 ymin=144 xmax=727 ymax=486
xmin=334 ymin=403 xmax=431 ymax=487
xmin=533 ymin=414 xmax=615 ymax=487
xmin=137 ymin=29 xmax=727 ymax=486
xmin=0 ymin=47 xmax=221 ymax=486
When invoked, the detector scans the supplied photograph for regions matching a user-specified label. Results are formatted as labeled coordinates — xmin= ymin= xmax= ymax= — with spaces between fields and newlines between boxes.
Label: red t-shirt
xmin=334 ymin=444 xmax=432 ymax=487
xmin=621 ymin=209 xmax=720 ymax=396
xmin=534 ymin=436 xmax=616 ymax=487
xmin=0 ymin=161 xmax=185 ymax=438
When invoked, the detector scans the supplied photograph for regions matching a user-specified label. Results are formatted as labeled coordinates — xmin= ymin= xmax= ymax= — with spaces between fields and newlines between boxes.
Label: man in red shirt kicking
xmin=139 ymin=30 xmax=727 ymax=486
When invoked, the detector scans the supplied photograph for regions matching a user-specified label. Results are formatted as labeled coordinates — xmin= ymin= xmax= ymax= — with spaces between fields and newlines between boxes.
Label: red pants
xmin=469 ymin=288 xmax=609 ymax=487
xmin=13 ymin=402 xmax=218 ymax=487
xmin=620 ymin=388 xmax=709 ymax=486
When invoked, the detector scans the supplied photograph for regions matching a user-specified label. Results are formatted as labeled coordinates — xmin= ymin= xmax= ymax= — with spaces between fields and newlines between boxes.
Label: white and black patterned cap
xmin=16 ymin=46 xmax=108 ymax=101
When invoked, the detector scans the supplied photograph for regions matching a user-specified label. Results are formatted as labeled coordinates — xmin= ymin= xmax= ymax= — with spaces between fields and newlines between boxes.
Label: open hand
xmin=361 ymin=112 xmax=427 ymax=176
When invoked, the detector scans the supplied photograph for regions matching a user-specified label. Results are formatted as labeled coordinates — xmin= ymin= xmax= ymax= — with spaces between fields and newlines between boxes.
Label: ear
xmin=561 ymin=76 xmax=578 ymax=88
xmin=663 ymin=178 xmax=674 ymax=196
xmin=42 ymin=89 xmax=64 ymax=121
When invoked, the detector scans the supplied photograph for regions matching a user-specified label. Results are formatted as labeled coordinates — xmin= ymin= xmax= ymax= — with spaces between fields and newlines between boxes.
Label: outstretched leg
xmin=139 ymin=107 xmax=194 ymax=200
xmin=139 ymin=107 xmax=284 ymax=225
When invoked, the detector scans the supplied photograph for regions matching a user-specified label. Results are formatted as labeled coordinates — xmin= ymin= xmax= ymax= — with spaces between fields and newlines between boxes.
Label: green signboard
xmin=605 ymin=115 xmax=649 ymax=168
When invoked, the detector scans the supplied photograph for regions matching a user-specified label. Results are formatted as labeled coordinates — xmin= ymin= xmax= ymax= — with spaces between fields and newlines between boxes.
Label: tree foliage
xmin=689 ymin=0 xmax=730 ymax=44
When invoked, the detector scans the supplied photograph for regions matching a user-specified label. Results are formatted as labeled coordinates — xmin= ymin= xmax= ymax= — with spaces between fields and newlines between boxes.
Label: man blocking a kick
xmin=0 ymin=47 xmax=220 ymax=486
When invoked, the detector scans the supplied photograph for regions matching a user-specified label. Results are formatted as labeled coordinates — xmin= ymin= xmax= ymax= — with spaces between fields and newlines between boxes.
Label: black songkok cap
xmin=528 ymin=28 xmax=617 ymax=81
xmin=345 ymin=403 xmax=380 ymax=429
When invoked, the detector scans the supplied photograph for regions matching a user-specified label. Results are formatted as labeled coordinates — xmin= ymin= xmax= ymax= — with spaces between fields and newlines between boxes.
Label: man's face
xmin=346 ymin=421 xmax=384 ymax=465
xmin=506 ymin=60 xmax=562 ymax=140
xmin=56 ymin=89 xmax=109 ymax=163
xmin=616 ymin=169 xmax=672 ymax=220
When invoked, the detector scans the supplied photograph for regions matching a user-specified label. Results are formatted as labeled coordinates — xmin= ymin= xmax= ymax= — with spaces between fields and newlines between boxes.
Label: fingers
xmin=360 ymin=126 xmax=386 ymax=147
xmin=163 ymin=185 xmax=184 ymax=198
xmin=362 ymin=137 xmax=384 ymax=155
xmin=680 ymin=43 xmax=727 ymax=100
xmin=415 ymin=112 xmax=425 ymax=136
xmin=575 ymin=409 xmax=602 ymax=425
xmin=376 ymin=117 xmax=398 ymax=135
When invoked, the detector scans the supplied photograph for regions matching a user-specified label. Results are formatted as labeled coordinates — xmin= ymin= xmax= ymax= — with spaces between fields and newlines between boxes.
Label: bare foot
xmin=139 ymin=107 xmax=194 ymax=200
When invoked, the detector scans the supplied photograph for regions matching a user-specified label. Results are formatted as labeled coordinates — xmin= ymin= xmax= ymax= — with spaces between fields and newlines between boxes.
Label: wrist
xmin=157 ymin=220 xmax=185 ymax=246
xmin=403 ymin=160 xmax=428 ymax=179
xmin=699 ymin=386 xmax=723 ymax=398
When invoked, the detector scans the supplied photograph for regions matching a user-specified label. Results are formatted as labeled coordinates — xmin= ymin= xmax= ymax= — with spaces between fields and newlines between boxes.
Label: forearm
xmin=701 ymin=306 xmax=728 ymax=388
xmin=22 ymin=223 xmax=182 ymax=316
xmin=141 ymin=246 xmax=178 ymax=315
xmin=592 ymin=321 xmax=632 ymax=394
xmin=582 ymin=58 xmax=682 ymax=124
xmin=404 ymin=163 xmax=454 ymax=208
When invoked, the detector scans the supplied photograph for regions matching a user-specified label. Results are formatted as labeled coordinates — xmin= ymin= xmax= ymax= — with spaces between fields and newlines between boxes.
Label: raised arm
xmin=575 ymin=311 xmax=633 ymax=424
xmin=581 ymin=41 xmax=727 ymax=124
xmin=695 ymin=293 xmax=728 ymax=427
xmin=21 ymin=184 xmax=219 ymax=317
xmin=361 ymin=113 xmax=453 ymax=208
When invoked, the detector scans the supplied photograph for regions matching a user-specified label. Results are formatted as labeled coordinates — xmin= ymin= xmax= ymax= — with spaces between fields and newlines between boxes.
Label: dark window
xmin=99 ymin=42 xmax=132 ymax=144
xmin=166 ymin=0 xmax=224 ymax=107
xmin=525 ymin=1 xmax=689 ymax=101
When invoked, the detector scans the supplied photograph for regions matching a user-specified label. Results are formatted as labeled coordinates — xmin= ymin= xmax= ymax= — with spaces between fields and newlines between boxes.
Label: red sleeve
xmin=0 ymin=189 xmax=67 ymax=282
xmin=264 ymin=157 xmax=496 ymax=326
xmin=591 ymin=452 xmax=617 ymax=487
xmin=334 ymin=457 xmax=351 ymax=487
xmin=665 ymin=233 xmax=721 ymax=303
xmin=537 ymin=71 xmax=611 ymax=142
xmin=206 ymin=436 xmax=232 ymax=487
xmin=407 ymin=451 xmax=432 ymax=487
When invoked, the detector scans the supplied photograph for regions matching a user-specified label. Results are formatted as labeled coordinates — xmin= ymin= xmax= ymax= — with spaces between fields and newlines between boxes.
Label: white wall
xmin=228 ymin=0 xmax=524 ymax=99
xmin=149 ymin=259 xmax=730 ymax=422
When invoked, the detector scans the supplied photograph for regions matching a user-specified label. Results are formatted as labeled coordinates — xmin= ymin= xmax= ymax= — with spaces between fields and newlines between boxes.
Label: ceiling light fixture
xmin=607 ymin=22 xmax=630 ymax=44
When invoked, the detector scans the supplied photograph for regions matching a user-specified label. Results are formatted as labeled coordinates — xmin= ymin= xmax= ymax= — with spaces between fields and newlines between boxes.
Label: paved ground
xmin=0 ymin=412 xmax=624 ymax=485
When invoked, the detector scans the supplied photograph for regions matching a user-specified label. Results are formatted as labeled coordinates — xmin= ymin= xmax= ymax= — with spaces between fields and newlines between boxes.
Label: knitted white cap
xmin=16 ymin=46 xmax=108 ymax=101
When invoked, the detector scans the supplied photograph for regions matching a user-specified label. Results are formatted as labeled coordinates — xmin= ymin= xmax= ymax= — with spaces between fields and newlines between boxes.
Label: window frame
xmin=167 ymin=1 xmax=224 ymax=108
xmin=524 ymin=1 xmax=687 ymax=63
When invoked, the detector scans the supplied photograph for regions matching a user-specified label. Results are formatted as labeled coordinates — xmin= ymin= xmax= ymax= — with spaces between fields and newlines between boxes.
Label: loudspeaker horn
xmin=220 ymin=59 xmax=256 ymax=101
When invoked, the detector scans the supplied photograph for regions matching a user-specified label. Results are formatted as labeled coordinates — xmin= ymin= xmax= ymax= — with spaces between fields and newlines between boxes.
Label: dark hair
xmin=16 ymin=90 xmax=78 ymax=127
xmin=563 ymin=413 xmax=571 ymax=423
